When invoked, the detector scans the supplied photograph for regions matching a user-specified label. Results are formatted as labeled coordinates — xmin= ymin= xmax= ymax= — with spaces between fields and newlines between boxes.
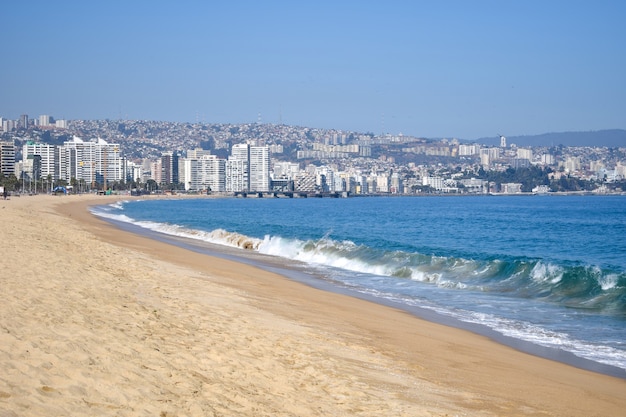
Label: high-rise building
xmin=459 ymin=144 xmax=480 ymax=156
xmin=230 ymin=143 xmax=249 ymax=162
xmin=19 ymin=114 xmax=29 ymax=129
xmin=150 ymin=160 xmax=162 ymax=184
xmin=2 ymin=119 xmax=16 ymax=132
xmin=126 ymin=161 xmax=143 ymax=184
xmin=23 ymin=142 xmax=59 ymax=180
xmin=480 ymin=147 xmax=500 ymax=167
xmin=161 ymin=151 xmax=179 ymax=185
xmin=226 ymin=144 xmax=250 ymax=192
xmin=186 ymin=148 xmax=212 ymax=159
xmin=39 ymin=115 xmax=51 ymax=127
xmin=541 ymin=154 xmax=555 ymax=165
xmin=249 ymin=145 xmax=270 ymax=192
xmin=58 ymin=137 xmax=123 ymax=188
xmin=226 ymin=158 xmax=247 ymax=192
xmin=517 ymin=148 xmax=533 ymax=161
xmin=0 ymin=140 xmax=16 ymax=177
xmin=273 ymin=161 xmax=299 ymax=180
xmin=225 ymin=143 xmax=270 ymax=192
xmin=564 ymin=157 xmax=581 ymax=173
xmin=390 ymin=172 xmax=403 ymax=194
xmin=183 ymin=155 xmax=225 ymax=192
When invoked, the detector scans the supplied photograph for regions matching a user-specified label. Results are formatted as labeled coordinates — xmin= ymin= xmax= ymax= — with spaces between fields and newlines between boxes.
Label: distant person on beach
xmin=3 ymin=188 xmax=7 ymax=200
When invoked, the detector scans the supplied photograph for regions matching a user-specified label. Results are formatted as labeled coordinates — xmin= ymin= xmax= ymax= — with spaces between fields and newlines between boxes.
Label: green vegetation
xmin=479 ymin=166 xmax=551 ymax=192
xmin=475 ymin=166 xmax=615 ymax=192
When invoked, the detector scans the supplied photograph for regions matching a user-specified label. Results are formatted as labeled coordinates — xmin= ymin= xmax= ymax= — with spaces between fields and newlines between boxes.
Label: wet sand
xmin=1 ymin=194 xmax=625 ymax=416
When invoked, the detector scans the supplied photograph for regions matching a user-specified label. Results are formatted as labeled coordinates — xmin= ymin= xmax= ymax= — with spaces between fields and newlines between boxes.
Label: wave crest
xmin=90 ymin=205 xmax=626 ymax=313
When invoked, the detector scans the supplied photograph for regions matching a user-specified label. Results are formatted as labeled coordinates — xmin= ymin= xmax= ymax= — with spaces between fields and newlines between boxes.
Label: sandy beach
xmin=1 ymin=194 xmax=625 ymax=416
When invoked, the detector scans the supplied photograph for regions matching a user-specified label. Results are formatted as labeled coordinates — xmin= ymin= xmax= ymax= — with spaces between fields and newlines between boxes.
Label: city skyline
xmin=3 ymin=115 xmax=625 ymax=197
xmin=1 ymin=1 xmax=625 ymax=140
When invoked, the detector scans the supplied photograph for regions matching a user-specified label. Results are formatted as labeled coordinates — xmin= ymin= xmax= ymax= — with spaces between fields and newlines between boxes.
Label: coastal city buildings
xmin=0 ymin=113 xmax=625 ymax=195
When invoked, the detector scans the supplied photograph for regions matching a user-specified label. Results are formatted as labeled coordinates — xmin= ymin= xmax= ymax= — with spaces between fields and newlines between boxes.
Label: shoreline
xmin=2 ymin=194 xmax=626 ymax=416
xmin=102 ymin=209 xmax=626 ymax=380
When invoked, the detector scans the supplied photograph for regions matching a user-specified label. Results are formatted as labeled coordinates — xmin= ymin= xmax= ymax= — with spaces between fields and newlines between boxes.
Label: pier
xmin=233 ymin=191 xmax=349 ymax=198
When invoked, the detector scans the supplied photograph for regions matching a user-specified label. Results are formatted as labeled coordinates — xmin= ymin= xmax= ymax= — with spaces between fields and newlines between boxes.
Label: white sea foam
xmin=91 ymin=207 xmax=263 ymax=250
xmin=108 ymin=201 xmax=127 ymax=211
xmin=89 ymin=208 xmax=135 ymax=224
xmin=406 ymin=297 xmax=626 ymax=370
xmin=530 ymin=261 xmax=563 ymax=284
xmin=330 ymin=281 xmax=626 ymax=371
xmin=410 ymin=270 xmax=441 ymax=283
xmin=262 ymin=236 xmax=435 ymax=283
xmin=472 ymin=260 xmax=501 ymax=277
xmin=438 ymin=280 xmax=467 ymax=289
xmin=598 ymin=273 xmax=619 ymax=290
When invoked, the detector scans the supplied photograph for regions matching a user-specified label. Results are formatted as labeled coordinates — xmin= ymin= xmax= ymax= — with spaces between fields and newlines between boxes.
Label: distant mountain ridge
xmin=471 ymin=129 xmax=626 ymax=148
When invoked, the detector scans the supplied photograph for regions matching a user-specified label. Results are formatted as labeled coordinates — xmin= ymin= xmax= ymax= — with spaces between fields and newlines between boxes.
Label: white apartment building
xmin=249 ymin=145 xmax=270 ymax=192
xmin=376 ymin=174 xmax=389 ymax=193
xmin=183 ymin=155 xmax=226 ymax=192
xmin=39 ymin=115 xmax=51 ymax=127
xmin=423 ymin=176 xmax=444 ymax=190
xmin=541 ymin=154 xmax=555 ymax=165
xmin=480 ymin=147 xmax=500 ymax=167
xmin=501 ymin=183 xmax=523 ymax=194
xmin=150 ymin=160 xmax=162 ymax=184
xmin=458 ymin=144 xmax=480 ymax=156
xmin=333 ymin=174 xmax=346 ymax=192
xmin=517 ymin=148 xmax=533 ymax=161
xmin=226 ymin=143 xmax=249 ymax=192
xmin=226 ymin=143 xmax=270 ymax=192
xmin=564 ymin=156 xmax=582 ymax=173
xmin=58 ymin=137 xmax=123 ymax=187
xmin=273 ymin=161 xmax=299 ymax=180
xmin=226 ymin=158 xmax=247 ymax=192
xmin=390 ymin=173 xmax=403 ymax=194
xmin=230 ymin=143 xmax=249 ymax=162
xmin=2 ymin=119 xmax=16 ymax=132
xmin=126 ymin=161 xmax=143 ymax=184
xmin=459 ymin=177 xmax=487 ymax=193
xmin=187 ymin=148 xmax=212 ymax=160
xmin=23 ymin=142 xmax=58 ymax=180
xmin=314 ymin=166 xmax=335 ymax=192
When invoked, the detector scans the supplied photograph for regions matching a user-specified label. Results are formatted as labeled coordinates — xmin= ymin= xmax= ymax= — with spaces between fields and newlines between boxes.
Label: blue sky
xmin=1 ymin=0 xmax=624 ymax=139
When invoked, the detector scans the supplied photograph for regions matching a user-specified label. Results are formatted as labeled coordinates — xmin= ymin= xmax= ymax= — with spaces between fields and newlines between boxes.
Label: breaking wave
xmin=92 ymin=202 xmax=626 ymax=314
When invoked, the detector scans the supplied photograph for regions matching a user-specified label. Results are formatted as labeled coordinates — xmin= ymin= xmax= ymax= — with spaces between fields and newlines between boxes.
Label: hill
xmin=472 ymin=129 xmax=626 ymax=148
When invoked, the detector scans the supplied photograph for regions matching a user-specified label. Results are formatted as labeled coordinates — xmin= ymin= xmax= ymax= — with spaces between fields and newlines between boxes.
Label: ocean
xmin=92 ymin=195 xmax=626 ymax=378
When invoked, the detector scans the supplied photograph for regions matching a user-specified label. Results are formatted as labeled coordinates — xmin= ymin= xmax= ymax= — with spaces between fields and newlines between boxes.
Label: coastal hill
xmin=471 ymin=129 xmax=626 ymax=148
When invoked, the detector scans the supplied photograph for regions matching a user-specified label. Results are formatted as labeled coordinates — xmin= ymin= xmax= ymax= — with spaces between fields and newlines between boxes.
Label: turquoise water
xmin=93 ymin=195 xmax=626 ymax=375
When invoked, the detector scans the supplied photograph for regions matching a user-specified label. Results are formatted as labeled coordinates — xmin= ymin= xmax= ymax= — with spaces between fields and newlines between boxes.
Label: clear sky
xmin=1 ymin=0 xmax=624 ymax=139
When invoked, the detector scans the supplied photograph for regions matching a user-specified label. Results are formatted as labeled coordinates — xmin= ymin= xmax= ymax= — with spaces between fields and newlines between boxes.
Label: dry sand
xmin=1 ymin=194 xmax=625 ymax=417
